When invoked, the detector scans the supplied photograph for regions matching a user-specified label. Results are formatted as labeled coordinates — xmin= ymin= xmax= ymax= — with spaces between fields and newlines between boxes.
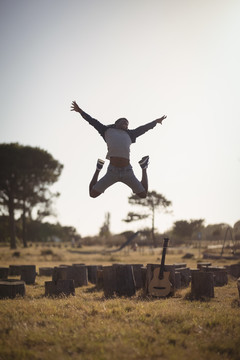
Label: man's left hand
xmin=156 ymin=115 xmax=167 ymax=124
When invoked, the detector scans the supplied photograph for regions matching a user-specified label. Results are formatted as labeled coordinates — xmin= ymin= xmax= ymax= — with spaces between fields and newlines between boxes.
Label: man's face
xmin=115 ymin=118 xmax=129 ymax=130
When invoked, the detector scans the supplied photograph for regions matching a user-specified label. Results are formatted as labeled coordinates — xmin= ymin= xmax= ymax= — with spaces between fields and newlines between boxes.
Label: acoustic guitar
xmin=148 ymin=237 xmax=171 ymax=297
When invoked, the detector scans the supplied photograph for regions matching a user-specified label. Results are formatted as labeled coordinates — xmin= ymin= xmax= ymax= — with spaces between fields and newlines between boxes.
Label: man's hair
xmin=115 ymin=118 xmax=128 ymax=125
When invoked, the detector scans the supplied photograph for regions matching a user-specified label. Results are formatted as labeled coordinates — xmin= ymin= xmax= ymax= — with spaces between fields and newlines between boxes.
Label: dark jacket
xmin=80 ymin=110 xmax=157 ymax=143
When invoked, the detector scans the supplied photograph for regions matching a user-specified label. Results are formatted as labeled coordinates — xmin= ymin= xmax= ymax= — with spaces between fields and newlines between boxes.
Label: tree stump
xmin=197 ymin=262 xmax=212 ymax=270
xmin=52 ymin=266 xmax=68 ymax=282
xmin=53 ymin=265 xmax=88 ymax=287
xmin=45 ymin=279 xmax=75 ymax=297
xmin=87 ymin=265 xmax=103 ymax=284
xmin=176 ymin=267 xmax=191 ymax=287
xmin=203 ymin=266 xmax=228 ymax=286
xmin=174 ymin=272 xmax=181 ymax=289
xmin=96 ymin=269 xmax=104 ymax=290
xmin=0 ymin=267 xmax=9 ymax=280
xmin=131 ymin=264 xmax=144 ymax=289
xmin=191 ymin=270 xmax=214 ymax=299
xmin=114 ymin=264 xmax=136 ymax=297
xmin=0 ymin=280 xmax=25 ymax=299
xmin=228 ymin=264 xmax=240 ymax=278
xmin=71 ymin=264 xmax=88 ymax=286
xmin=9 ymin=265 xmax=22 ymax=276
xmin=141 ymin=266 xmax=147 ymax=290
xmin=145 ymin=264 xmax=174 ymax=297
xmin=173 ymin=263 xmax=187 ymax=269
xmin=103 ymin=266 xmax=116 ymax=297
xmin=39 ymin=267 xmax=53 ymax=276
xmin=20 ymin=265 xmax=36 ymax=284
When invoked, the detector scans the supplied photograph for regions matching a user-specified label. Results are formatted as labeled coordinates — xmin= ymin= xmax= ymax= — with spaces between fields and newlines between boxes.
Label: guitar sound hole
xmin=153 ymin=287 xmax=166 ymax=290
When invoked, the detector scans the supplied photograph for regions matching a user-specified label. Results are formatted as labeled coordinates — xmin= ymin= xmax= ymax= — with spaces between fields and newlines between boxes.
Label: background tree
xmin=172 ymin=219 xmax=205 ymax=243
xmin=126 ymin=190 xmax=172 ymax=247
xmin=204 ymin=223 xmax=230 ymax=242
xmin=99 ymin=212 xmax=111 ymax=238
xmin=0 ymin=143 xmax=63 ymax=248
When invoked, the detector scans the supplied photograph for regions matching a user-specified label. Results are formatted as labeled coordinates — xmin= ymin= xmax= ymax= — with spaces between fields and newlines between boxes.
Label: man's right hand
xmin=71 ymin=101 xmax=81 ymax=113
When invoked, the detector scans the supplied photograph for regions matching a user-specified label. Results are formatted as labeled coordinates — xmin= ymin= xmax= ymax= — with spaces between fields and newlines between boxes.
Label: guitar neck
xmin=159 ymin=238 xmax=169 ymax=279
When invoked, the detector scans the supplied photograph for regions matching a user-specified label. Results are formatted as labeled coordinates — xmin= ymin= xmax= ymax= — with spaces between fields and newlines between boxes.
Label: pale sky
xmin=1 ymin=0 xmax=240 ymax=237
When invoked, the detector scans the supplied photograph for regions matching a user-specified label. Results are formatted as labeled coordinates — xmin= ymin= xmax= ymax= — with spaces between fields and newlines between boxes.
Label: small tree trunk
xmin=22 ymin=200 xmax=27 ymax=248
xmin=9 ymin=195 xmax=16 ymax=249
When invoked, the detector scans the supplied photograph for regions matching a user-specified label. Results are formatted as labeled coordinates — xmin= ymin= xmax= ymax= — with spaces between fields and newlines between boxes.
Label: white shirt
xmin=105 ymin=128 xmax=132 ymax=160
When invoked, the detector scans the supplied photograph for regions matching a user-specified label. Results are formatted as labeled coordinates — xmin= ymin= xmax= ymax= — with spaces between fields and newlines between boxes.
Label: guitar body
xmin=148 ymin=237 xmax=171 ymax=297
xmin=148 ymin=268 xmax=171 ymax=297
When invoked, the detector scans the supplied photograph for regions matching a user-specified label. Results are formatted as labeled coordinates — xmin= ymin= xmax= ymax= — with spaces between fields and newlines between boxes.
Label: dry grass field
xmin=0 ymin=244 xmax=239 ymax=360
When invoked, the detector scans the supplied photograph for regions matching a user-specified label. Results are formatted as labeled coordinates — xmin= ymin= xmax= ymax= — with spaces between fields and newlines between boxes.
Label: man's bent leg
xmin=89 ymin=159 xmax=105 ymax=198
xmin=89 ymin=169 xmax=102 ymax=198
xmin=137 ymin=168 xmax=148 ymax=198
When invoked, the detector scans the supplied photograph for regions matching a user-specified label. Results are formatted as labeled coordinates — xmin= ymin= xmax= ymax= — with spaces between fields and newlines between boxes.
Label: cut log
xmin=176 ymin=267 xmax=191 ymax=287
xmin=103 ymin=266 xmax=116 ymax=297
xmin=203 ymin=266 xmax=228 ymax=287
xmin=0 ymin=280 xmax=25 ymax=299
xmin=20 ymin=265 xmax=36 ymax=284
xmin=9 ymin=265 xmax=22 ymax=276
xmin=197 ymin=262 xmax=212 ymax=270
xmin=71 ymin=265 xmax=88 ymax=287
xmin=191 ymin=270 xmax=214 ymax=299
xmin=141 ymin=266 xmax=147 ymax=291
xmin=0 ymin=267 xmax=9 ymax=280
xmin=39 ymin=267 xmax=53 ymax=276
xmin=87 ymin=265 xmax=103 ymax=284
xmin=45 ymin=279 xmax=75 ymax=297
xmin=173 ymin=263 xmax=187 ymax=269
xmin=228 ymin=264 xmax=240 ymax=278
xmin=131 ymin=264 xmax=144 ymax=289
xmin=174 ymin=272 xmax=181 ymax=289
xmin=113 ymin=264 xmax=136 ymax=297
xmin=52 ymin=265 xmax=88 ymax=287
xmin=96 ymin=269 xmax=103 ymax=289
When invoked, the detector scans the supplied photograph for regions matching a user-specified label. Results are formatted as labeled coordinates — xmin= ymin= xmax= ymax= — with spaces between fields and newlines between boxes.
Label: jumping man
xmin=71 ymin=101 xmax=167 ymax=199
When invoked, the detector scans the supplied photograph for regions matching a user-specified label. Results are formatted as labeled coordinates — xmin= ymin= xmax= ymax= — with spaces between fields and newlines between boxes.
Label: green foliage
xmin=127 ymin=190 xmax=172 ymax=247
xmin=0 ymin=143 xmax=63 ymax=248
xmin=172 ymin=219 xmax=205 ymax=239
xmin=123 ymin=212 xmax=149 ymax=223
xmin=99 ymin=212 xmax=111 ymax=238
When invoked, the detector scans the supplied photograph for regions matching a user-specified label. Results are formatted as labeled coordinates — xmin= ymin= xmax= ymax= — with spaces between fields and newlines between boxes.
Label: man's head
xmin=115 ymin=118 xmax=129 ymax=130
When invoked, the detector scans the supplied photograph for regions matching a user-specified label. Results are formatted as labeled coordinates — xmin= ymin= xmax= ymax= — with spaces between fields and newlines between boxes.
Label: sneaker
xmin=139 ymin=155 xmax=149 ymax=169
xmin=96 ymin=158 xmax=105 ymax=170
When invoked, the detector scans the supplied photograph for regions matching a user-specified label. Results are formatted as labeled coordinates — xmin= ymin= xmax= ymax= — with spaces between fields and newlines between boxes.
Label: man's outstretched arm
xmin=129 ymin=115 xmax=167 ymax=142
xmin=71 ymin=101 xmax=93 ymax=121
xmin=71 ymin=101 xmax=107 ymax=138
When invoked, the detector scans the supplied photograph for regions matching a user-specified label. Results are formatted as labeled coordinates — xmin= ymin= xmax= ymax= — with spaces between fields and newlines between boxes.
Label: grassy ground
xmin=0 ymin=245 xmax=239 ymax=360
